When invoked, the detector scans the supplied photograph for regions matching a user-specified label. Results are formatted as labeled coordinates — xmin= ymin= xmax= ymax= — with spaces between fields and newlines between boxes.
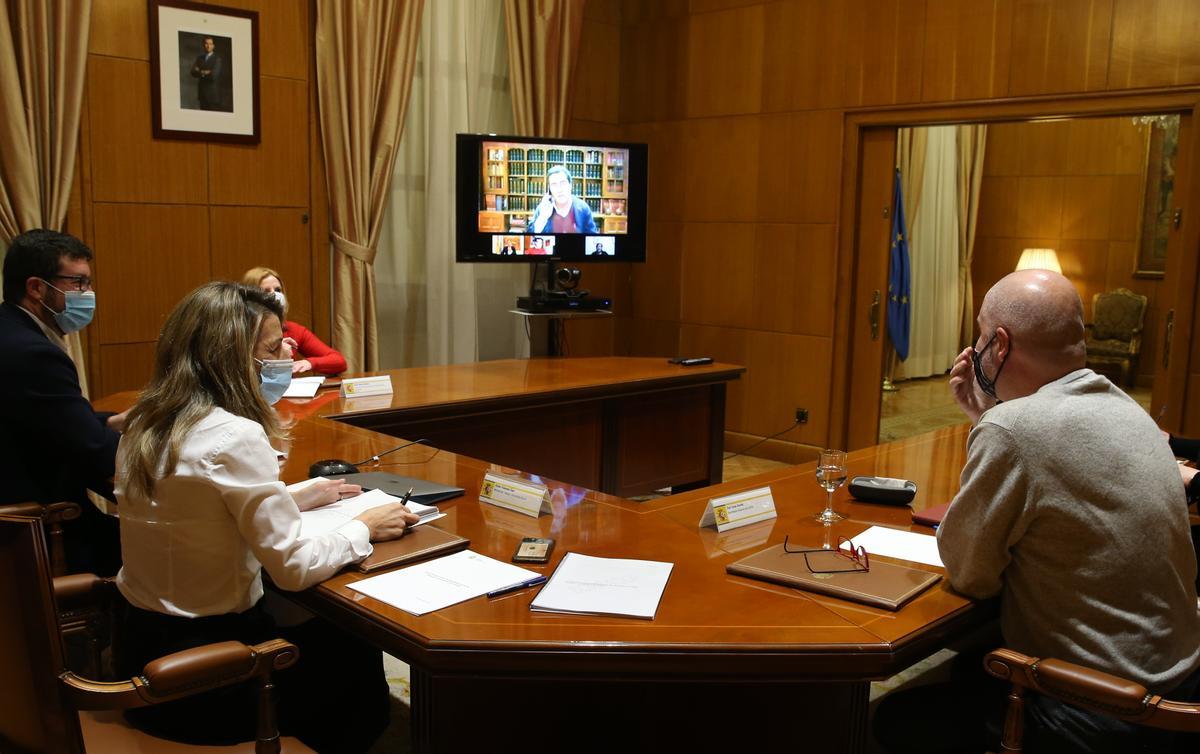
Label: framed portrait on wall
xmin=149 ymin=0 xmax=260 ymax=143
xmin=1133 ymin=115 xmax=1179 ymax=279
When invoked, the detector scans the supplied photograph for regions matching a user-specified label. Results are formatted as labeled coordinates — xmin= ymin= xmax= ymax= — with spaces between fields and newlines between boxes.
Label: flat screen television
xmin=455 ymin=133 xmax=647 ymax=263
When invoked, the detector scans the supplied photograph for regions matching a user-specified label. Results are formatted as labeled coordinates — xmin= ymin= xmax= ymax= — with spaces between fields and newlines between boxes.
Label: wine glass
xmin=814 ymin=449 xmax=848 ymax=527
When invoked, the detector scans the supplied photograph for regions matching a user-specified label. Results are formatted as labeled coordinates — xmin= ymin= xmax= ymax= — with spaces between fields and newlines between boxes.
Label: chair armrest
xmin=0 ymin=501 xmax=81 ymax=522
xmin=61 ymin=638 xmax=299 ymax=710
xmin=52 ymin=574 xmax=116 ymax=612
xmin=985 ymin=648 xmax=1152 ymax=717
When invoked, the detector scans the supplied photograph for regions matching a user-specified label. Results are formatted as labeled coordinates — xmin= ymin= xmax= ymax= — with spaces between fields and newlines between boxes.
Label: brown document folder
xmin=356 ymin=525 xmax=469 ymax=573
xmin=726 ymin=544 xmax=941 ymax=610
xmin=912 ymin=501 xmax=952 ymax=528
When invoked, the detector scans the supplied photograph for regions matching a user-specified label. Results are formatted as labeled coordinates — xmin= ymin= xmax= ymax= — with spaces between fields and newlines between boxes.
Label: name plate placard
xmin=480 ymin=472 xmax=551 ymax=518
xmin=341 ymin=375 xmax=394 ymax=398
xmin=699 ymin=486 xmax=776 ymax=533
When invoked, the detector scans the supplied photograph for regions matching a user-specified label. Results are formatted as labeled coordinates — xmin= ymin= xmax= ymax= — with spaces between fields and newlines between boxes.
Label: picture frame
xmin=148 ymin=0 xmax=260 ymax=144
xmin=1133 ymin=115 xmax=1179 ymax=279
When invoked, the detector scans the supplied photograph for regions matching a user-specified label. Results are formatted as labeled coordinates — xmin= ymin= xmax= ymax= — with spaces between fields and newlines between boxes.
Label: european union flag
xmin=887 ymin=168 xmax=911 ymax=361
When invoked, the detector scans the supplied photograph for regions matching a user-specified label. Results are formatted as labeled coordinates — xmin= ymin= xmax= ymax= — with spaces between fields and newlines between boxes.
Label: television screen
xmin=456 ymin=133 xmax=647 ymax=263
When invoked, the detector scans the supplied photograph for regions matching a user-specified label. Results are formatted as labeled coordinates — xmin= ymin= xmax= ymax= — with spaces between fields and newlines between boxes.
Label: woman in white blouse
xmin=114 ymin=281 xmax=416 ymax=752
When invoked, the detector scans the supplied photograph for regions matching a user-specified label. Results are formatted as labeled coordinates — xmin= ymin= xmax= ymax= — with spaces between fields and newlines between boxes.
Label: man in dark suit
xmin=0 ymin=229 xmax=124 ymax=574
xmin=190 ymin=36 xmax=222 ymax=111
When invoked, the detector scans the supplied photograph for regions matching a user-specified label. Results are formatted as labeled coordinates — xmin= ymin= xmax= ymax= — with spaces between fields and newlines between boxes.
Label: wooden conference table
xmin=97 ymin=358 xmax=988 ymax=753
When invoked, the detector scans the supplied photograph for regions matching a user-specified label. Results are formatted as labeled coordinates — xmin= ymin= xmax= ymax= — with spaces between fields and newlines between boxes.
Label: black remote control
xmin=679 ymin=357 xmax=713 ymax=366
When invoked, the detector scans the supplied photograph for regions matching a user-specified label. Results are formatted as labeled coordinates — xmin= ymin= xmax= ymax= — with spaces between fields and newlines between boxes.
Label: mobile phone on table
xmin=512 ymin=537 xmax=555 ymax=563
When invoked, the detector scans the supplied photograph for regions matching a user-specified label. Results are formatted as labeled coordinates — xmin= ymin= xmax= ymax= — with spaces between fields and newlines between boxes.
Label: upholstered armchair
xmin=1085 ymin=288 xmax=1148 ymax=388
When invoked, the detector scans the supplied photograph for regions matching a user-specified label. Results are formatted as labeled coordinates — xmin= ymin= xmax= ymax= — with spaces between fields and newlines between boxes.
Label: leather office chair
xmin=983 ymin=647 xmax=1200 ymax=752
xmin=0 ymin=500 xmax=81 ymax=575
xmin=1084 ymin=287 xmax=1148 ymax=388
xmin=0 ymin=512 xmax=311 ymax=753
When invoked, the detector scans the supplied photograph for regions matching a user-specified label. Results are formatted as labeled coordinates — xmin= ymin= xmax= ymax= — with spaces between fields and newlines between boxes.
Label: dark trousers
xmin=874 ymin=649 xmax=1200 ymax=754
xmin=63 ymin=501 xmax=121 ymax=577
xmin=115 ymin=601 xmax=389 ymax=754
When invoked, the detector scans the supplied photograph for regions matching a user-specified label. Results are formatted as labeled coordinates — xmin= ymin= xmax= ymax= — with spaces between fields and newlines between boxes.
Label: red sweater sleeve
xmin=283 ymin=321 xmax=347 ymax=375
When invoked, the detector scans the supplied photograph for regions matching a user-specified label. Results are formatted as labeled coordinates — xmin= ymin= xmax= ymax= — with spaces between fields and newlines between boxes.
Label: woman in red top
xmin=242 ymin=267 xmax=347 ymax=375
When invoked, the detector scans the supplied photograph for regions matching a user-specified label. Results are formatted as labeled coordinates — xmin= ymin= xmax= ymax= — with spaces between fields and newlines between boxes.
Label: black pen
xmin=487 ymin=575 xmax=547 ymax=599
xmin=400 ymin=487 xmax=414 ymax=507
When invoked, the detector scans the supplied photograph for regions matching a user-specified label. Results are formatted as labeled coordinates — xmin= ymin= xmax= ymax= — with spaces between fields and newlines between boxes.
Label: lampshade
xmin=1015 ymin=248 xmax=1061 ymax=274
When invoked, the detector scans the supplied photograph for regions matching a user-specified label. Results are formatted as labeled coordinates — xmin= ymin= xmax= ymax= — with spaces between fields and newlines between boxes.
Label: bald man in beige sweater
xmin=936 ymin=269 xmax=1200 ymax=752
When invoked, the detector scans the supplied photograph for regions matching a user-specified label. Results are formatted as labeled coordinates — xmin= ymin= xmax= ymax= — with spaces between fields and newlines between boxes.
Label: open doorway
xmin=877 ymin=115 xmax=1169 ymax=442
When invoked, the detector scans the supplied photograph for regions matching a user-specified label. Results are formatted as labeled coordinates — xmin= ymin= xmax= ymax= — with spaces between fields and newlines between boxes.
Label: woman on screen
xmin=113 ymin=282 xmax=417 ymax=751
xmin=531 ymin=165 xmax=598 ymax=234
xmin=243 ymin=266 xmax=346 ymax=375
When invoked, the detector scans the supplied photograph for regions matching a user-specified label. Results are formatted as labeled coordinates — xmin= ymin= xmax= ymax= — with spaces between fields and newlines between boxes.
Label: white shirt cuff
xmin=337 ymin=519 xmax=373 ymax=560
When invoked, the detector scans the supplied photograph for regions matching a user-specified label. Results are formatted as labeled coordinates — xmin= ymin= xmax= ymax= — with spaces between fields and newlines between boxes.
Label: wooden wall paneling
xmin=571 ymin=19 xmax=621 ymax=125
xmin=221 ymin=0 xmax=309 ymax=80
xmin=90 ymin=203 xmax=211 ymax=345
xmin=682 ymin=116 xmax=761 ymax=221
xmin=89 ymin=0 xmax=149 ymax=59
xmin=585 ymin=0 xmax=622 ymax=23
xmin=680 ymin=222 xmax=755 ymax=328
xmin=631 ymin=221 xmax=683 ymax=322
xmin=86 ymin=57 xmax=208 ymax=204
xmin=975 ymin=176 xmax=1019 ymax=237
xmin=1064 ymin=117 xmax=1118 ymax=175
xmin=618 ymin=17 xmax=689 ymax=124
xmin=1060 ymin=175 xmax=1114 ymax=240
xmin=620 ymin=0 xmax=688 ymax=25
xmin=209 ymin=77 xmax=309 ymax=207
xmin=981 ymin=121 xmax=1022 ymax=175
xmin=749 ymin=223 xmax=836 ymax=337
xmin=209 ymin=206 xmax=314 ymax=326
xmin=1109 ymin=0 xmax=1200 ymax=90
xmin=561 ymin=318 xmax=616 ymax=357
xmin=1013 ymin=176 xmax=1064 ymax=237
xmin=688 ymin=0 xmax=764 ymax=13
xmin=921 ymin=0 xmax=1013 ymax=103
xmin=625 ymin=121 xmax=688 ymax=222
xmin=97 ymin=342 xmax=157 ymax=396
xmin=1008 ymin=0 xmax=1112 ymax=96
xmin=1108 ymin=172 xmax=1142 ymax=241
xmin=1017 ymin=120 xmax=1071 ymax=175
xmin=685 ymin=4 xmax=764 ymax=118
xmin=743 ymin=330 xmax=832 ymax=445
xmin=680 ymin=324 xmax=749 ymax=432
xmin=760 ymin=0 xmax=848 ymax=113
xmin=841 ymin=0 xmax=926 ymax=108
xmin=756 ymin=110 xmax=843 ymax=224
xmin=308 ymin=4 xmax=330 ymax=343
xmin=1056 ymin=239 xmax=1109 ymax=302
xmin=627 ymin=318 xmax=681 ymax=357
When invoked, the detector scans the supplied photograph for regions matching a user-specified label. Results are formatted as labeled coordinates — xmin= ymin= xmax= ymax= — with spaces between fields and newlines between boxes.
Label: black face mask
xmin=972 ymin=332 xmax=1008 ymax=402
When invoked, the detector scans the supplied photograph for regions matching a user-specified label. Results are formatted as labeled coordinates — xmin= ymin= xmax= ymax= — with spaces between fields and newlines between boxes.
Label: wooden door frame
xmin=830 ymin=87 xmax=1200 ymax=450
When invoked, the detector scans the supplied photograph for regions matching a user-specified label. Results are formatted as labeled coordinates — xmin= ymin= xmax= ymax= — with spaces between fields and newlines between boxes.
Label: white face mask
xmin=272 ymin=290 xmax=286 ymax=309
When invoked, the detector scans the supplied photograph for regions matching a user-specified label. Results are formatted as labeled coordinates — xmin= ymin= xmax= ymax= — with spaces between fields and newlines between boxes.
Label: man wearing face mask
xmin=890 ymin=269 xmax=1200 ymax=753
xmin=0 ymin=229 xmax=125 ymax=574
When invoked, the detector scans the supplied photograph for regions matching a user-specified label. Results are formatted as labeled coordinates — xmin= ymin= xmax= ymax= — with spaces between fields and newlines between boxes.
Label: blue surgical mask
xmin=256 ymin=358 xmax=293 ymax=405
xmin=40 ymin=282 xmax=95 ymax=334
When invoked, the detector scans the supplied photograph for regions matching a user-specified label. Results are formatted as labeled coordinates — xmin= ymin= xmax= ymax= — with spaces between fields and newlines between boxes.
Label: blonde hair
xmin=121 ymin=282 xmax=286 ymax=501
xmin=242 ymin=266 xmax=281 ymax=288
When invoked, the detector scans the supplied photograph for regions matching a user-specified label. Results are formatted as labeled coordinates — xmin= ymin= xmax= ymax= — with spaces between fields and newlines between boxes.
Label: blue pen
xmin=487 ymin=575 xmax=547 ymax=598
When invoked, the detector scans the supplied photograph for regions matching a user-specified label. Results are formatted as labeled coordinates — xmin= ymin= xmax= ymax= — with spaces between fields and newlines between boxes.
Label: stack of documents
xmin=299 ymin=487 xmax=445 ymax=539
xmin=348 ymin=550 xmax=541 ymax=615
xmin=282 ymin=375 xmax=325 ymax=399
xmin=530 ymin=553 xmax=673 ymax=620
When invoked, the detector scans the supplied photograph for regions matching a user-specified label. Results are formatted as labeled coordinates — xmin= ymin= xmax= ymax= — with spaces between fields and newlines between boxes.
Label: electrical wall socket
xmin=795 ymin=408 xmax=809 ymax=424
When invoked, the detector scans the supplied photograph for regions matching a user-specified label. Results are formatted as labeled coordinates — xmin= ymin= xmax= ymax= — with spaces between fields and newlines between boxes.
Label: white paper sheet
xmin=842 ymin=525 xmax=944 ymax=567
xmin=530 ymin=553 xmax=673 ymax=620
xmin=347 ymin=550 xmax=540 ymax=616
xmin=298 ymin=487 xmax=444 ymax=539
xmin=282 ymin=376 xmax=325 ymax=398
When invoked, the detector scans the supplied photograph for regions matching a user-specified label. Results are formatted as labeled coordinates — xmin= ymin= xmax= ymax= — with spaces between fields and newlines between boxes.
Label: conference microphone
xmin=307 ymin=439 xmax=430 ymax=478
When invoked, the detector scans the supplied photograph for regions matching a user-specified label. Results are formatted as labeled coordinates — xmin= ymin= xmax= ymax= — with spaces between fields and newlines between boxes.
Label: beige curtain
xmin=956 ymin=124 xmax=987 ymax=348
xmin=504 ymin=0 xmax=585 ymax=138
xmin=896 ymin=128 xmax=928 ymax=226
xmin=0 ymin=0 xmax=92 ymax=394
xmin=316 ymin=0 xmax=424 ymax=373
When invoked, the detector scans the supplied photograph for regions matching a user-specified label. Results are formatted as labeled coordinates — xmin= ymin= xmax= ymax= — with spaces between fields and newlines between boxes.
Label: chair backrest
xmin=984 ymin=647 xmax=1200 ymax=752
xmin=1091 ymin=288 xmax=1148 ymax=342
xmin=0 ymin=514 xmax=86 ymax=754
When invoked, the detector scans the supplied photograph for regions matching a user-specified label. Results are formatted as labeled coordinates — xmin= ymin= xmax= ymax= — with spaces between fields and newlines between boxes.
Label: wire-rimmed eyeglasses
xmin=782 ymin=535 xmax=869 ymax=574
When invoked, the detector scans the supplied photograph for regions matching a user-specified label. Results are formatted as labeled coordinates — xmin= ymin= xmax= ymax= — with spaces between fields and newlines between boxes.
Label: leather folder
xmin=726 ymin=544 xmax=941 ymax=611
xmin=356 ymin=525 xmax=469 ymax=573
xmin=912 ymin=501 xmax=952 ymax=528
